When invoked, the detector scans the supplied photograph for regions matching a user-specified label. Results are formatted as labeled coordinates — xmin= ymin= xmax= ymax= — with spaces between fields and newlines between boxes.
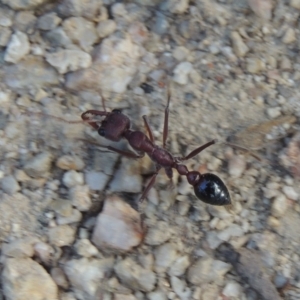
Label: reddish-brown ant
xmin=81 ymin=92 xmax=231 ymax=206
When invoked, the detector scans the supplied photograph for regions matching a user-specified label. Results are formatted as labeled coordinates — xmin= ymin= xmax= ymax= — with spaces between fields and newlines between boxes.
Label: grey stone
xmin=37 ymin=13 xmax=61 ymax=31
xmin=1 ymin=175 xmax=20 ymax=195
xmin=58 ymin=0 xmax=103 ymax=19
xmin=85 ymin=171 xmax=109 ymax=191
xmin=0 ymin=27 xmax=12 ymax=47
xmin=44 ymin=27 xmax=72 ymax=48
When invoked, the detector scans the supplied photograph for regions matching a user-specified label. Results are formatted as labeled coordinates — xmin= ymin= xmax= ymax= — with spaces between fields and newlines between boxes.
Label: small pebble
xmin=282 ymin=28 xmax=296 ymax=44
xmin=290 ymin=0 xmax=300 ymax=9
xmin=282 ymin=185 xmax=298 ymax=200
xmin=24 ymin=152 xmax=52 ymax=178
xmin=69 ymin=185 xmax=92 ymax=211
xmin=1 ymin=175 xmax=20 ymax=195
xmin=85 ymin=171 xmax=109 ymax=191
xmin=247 ymin=0 xmax=273 ymax=20
xmin=231 ymin=31 xmax=249 ymax=57
xmin=48 ymin=225 xmax=76 ymax=247
xmin=62 ymin=170 xmax=84 ymax=188
xmin=56 ymin=155 xmax=85 ymax=170
xmin=222 ymin=281 xmax=242 ymax=298
xmin=173 ymin=61 xmax=193 ymax=85
xmin=51 ymin=267 xmax=69 ymax=289
xmin=4 ymin=31 xmax=30 ymax=63
xmin=154 ymin=243 xmax=178 ymax=273
xmin=228 ymin=155 xmax=246 ymax=177
xmin=246 ymin=57 xmax=265 ymax=74
xmin=37 ymin=12 xmax=61 ymax=30
xmin=97 ymin=19 xmax=117 ymax=38
xmin=272 ymin=194 xmax=288 ymax=217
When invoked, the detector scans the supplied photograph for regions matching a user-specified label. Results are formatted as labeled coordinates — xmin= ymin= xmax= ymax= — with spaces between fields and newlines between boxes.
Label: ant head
xmin=188 ymin=172 xmax=231 ymax=206
xmin=98 ymin=109 xmax=131 ymax=142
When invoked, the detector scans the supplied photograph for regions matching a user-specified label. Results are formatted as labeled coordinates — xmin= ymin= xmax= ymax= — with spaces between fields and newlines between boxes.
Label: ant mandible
xmin=81 ymin=91 xmax=231 ymax=206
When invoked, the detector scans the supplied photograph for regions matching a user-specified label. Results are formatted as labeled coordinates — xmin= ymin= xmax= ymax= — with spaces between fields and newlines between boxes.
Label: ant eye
xmin=112 ymin=109 xmax=122 ymax=114
xmin=98 ymin=127 xmax=105 ymax=137
xmin=101 ymin=120 xmax=107 ymax=126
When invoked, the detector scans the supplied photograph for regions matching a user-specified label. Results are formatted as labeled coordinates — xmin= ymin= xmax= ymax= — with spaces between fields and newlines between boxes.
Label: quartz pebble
xmin=228 ymin=155 xmax=246 ymax=177
xmin=173 ymin=61 xmax=193 ymax=85
xmin=74 ymin=239 xmax=98 ymax=257
xmin=222 ymin=281 xmax=242 ymax=298
xmin=282 ymin=185 xmax=298 ymax=200
xmin=62 ymin=170 xmax=84 ymax=188
xmin=4 ymin=31 xmax=30 ymax=63
xmin=92 ymin=196 xmax=143 ymax=251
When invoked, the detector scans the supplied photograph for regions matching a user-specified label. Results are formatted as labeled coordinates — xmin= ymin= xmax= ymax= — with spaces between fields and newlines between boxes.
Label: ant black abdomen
xmin=193 ymin=173 xmax=231 ymax=206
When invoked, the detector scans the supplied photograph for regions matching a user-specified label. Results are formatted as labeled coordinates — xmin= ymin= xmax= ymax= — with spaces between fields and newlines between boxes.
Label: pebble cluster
xmin=0 ymin=0 xmax=300 ymax=299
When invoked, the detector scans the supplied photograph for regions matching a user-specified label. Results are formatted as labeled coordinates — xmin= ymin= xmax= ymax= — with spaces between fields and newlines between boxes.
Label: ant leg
xmin=81 ymin=110 xmax=109 ymax=130
xmin=139 ymin=166 xmax=161 ymax=202
xmin=162 ymin=88 xmax=171 ymax=148
xmin=165 ymin=167 xmax=174 ymax=189
xmin=180 ymin=139 xmax=218 ymax=161
xmin=99 ymin=92 xmax=107 ymax=112
xmin=142 ymin=115 xmax=154 ymax=142
xmin=77 ymin=138 xmax=144 ymax=159
xmin=223 ymin=142 xmax=262 ymax=161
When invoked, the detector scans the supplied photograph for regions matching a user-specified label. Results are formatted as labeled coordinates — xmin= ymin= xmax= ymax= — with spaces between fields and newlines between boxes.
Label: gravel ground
xmin=1 ymin=0 xmax=300 ymax=299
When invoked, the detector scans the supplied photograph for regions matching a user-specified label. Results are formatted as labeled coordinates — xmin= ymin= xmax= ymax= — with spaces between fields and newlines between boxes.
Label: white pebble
xmin=4 ymin=31 xmax=30 ymax=63
xmin=173 ymin=61 xmax=193 ymax=85
xmin=63 ymin=170 xmax=84 ymax=188
xmin=282 ymin=186 xmax=299 ymax=201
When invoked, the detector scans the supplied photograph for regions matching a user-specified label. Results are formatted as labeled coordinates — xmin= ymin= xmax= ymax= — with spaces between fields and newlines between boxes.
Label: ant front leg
xmin=142 ymin=115 xmax=154 ymax=143
xmin=81 ymin=110 xmax=109 ymax=130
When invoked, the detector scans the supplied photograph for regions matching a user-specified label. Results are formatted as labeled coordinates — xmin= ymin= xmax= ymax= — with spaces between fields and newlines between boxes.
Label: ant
xmin=81 ymin=91 xmax=231 ymax=206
